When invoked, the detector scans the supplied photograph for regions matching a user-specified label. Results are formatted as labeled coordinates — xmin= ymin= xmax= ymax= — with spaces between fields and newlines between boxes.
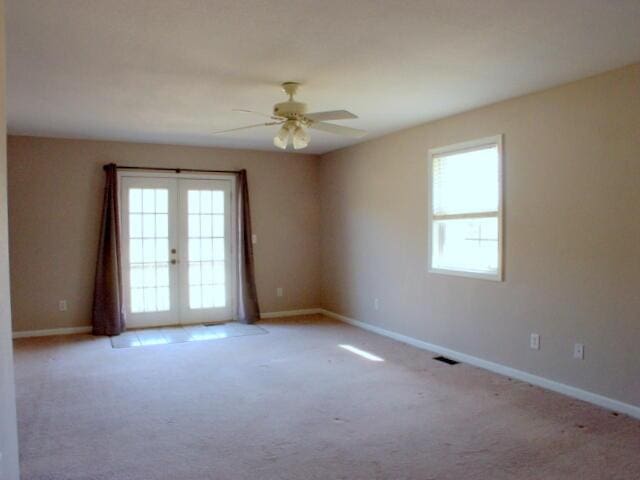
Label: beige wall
xmin=319 ymin=64 xmax=640 ymax=406
xmin=0 ymin=0 xmax=20 ymax=476
xmin=8 ymin=137 xmax=321 ymax=332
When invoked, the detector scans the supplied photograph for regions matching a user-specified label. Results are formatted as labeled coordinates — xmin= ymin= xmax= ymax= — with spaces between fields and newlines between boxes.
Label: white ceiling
xmin=7 ymin=0 xmax=640 ymax=155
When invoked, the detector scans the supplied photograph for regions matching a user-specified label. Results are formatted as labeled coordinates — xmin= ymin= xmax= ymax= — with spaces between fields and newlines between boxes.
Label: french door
xmin=120 ymin=174 xmax=236 ymax=328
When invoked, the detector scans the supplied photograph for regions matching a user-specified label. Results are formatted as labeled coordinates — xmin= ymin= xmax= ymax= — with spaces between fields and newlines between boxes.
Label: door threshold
xmin=110 ymin=322 xmax=266 ymax=349
xmin=203 ymin=320 xmax=230 ymax=327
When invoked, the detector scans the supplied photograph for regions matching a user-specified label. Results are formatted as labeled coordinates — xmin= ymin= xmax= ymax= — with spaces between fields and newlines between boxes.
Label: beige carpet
xmin=13 ymin=315 xmax=640 ymax=480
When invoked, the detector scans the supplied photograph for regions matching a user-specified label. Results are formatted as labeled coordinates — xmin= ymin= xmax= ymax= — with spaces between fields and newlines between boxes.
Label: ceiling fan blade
xmin=212 ymin=121 xmax=283 ymax=134
xmin=304 ymin=110 xmax=358 ymax=121
xmin=233 ymin=109 xmax=284 ymax=120
xmin=309 ymin=121 xmax=367 ymax=138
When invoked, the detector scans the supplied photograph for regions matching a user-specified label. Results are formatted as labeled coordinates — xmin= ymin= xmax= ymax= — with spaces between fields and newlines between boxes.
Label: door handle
xmin=171 ymin=259 xmax=178 ymax=265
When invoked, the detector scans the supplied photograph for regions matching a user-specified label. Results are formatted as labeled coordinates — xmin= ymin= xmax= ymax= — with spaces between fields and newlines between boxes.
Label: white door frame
xmin=118 ymin=170 xmax=238 ymax=327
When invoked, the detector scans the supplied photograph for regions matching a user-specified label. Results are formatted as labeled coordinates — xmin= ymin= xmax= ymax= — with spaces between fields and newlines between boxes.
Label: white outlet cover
xmin=530 ymin=333 xmax=540 ymax=350
xmin=574 ymin=343 xmax=585 ymax=359
xmin=276 ymin=287 xmax=283 ymax=297
xmin=251 ymin=234 xmax=257 ymax=244
xmin=59 ymin=300 xmax=68 ymax=312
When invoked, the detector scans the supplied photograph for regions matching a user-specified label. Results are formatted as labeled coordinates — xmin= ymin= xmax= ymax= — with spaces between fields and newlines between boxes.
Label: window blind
xmin=432 ymin=145 xmax=499 ymax=217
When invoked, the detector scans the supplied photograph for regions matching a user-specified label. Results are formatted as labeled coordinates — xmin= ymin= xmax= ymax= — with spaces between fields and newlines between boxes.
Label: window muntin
xmin=187 ymin=189 xmax=227 ymax=309
xmin=128 ymin=188 xmax=171 ymax=312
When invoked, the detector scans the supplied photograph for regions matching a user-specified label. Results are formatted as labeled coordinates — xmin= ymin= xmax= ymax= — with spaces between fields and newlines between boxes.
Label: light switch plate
xmin=530 ymin=333 xmax=540 ymax=350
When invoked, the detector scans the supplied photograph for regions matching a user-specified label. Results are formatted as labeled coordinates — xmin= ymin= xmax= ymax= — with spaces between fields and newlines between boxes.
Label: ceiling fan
xmin=213 ymin=82 xmax=367 ymax=150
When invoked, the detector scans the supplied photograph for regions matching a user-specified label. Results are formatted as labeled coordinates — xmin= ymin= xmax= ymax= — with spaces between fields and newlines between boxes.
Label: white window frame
xmin=427 ymin=135 xmax=504 ymax=281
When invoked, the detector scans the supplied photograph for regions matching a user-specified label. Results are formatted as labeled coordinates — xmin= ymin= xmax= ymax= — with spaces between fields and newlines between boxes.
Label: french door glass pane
xmin=128 ymin=188 xmax=171 ymax=313
xmin=187 ymin=189 xmax=226 ymax=309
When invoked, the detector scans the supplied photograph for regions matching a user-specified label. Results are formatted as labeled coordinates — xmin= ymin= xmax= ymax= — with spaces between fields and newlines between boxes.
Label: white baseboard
xmin=12 ymin=326 xmax=92 ymax=339
xmin=320 ymin=309 xmax=640 ymax=420
xmin=260 ymin=308 xmax=322 ymax=319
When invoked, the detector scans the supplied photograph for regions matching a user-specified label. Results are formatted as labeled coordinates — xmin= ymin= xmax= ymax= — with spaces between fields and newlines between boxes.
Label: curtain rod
xmin=104 ymin=164 xmax=241 ymax=174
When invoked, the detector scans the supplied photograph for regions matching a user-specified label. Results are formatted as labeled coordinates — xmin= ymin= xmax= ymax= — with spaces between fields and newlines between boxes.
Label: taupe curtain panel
xmin=235 ymin=170 xmax=260 ymax=324
xmin=92 ymin=163 xmax=125 ymax=335
xmin=91 ymin=165 xmax=260 ymax=335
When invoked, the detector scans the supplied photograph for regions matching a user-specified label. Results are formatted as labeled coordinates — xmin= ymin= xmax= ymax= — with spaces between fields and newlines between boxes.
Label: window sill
xmin=428 ymin=267 xmax=503 ymax=282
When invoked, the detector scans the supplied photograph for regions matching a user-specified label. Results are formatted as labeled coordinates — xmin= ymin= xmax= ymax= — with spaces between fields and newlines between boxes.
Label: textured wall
xmin=7 ymin=137 xmax=321 ymax=332
xmin=319 ymin=64 xmax=640 ymax=406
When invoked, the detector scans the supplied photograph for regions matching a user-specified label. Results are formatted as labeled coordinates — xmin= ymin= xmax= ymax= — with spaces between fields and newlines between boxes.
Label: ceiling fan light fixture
xmin=292 ymin=125 xmax=310 ymax=150
xmin=273 ymin=124 xmax=290 ymax=149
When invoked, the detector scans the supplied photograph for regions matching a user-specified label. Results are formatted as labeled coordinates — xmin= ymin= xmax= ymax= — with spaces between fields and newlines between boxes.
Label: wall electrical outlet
xmin=574 ymin=343 xmax=585 ymax=359
xmin=276 ymin=287 xmax=283 ymax=297
xmin=58 ymin=300 xmax=68 ymax=312
xmin=530 ymin=333 xmax=540 ymax=350
xmin=251 ymin=234 xmax=257 ymax=245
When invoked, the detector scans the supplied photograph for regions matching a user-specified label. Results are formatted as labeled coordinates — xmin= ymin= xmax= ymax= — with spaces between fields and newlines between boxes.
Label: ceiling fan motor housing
xmin=273 ymin=100 xmax=308 ymax=120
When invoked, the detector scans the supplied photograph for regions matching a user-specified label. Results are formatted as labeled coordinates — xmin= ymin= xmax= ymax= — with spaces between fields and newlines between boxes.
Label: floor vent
xmin=433 ymin=355 xmax=460 ymax=365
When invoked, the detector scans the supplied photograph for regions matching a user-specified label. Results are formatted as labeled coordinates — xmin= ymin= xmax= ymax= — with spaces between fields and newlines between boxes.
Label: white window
xmin=428 ymin=135 xmax=503 ymax=281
